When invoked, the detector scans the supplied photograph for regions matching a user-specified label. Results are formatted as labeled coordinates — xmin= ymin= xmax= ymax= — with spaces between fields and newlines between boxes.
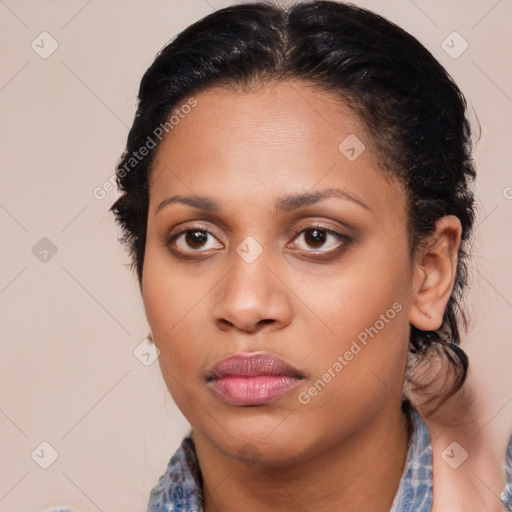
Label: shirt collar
xmin=390 ymin=407 xmax=432 ymax=512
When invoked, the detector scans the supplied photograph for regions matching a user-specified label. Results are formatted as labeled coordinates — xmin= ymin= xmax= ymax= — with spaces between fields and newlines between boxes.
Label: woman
xmin=110 ymin=1 xmax=512 ymax=510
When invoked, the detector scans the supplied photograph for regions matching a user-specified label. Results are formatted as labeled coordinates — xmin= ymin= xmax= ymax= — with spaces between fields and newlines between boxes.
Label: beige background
xmin=1 ymin=0 xmax=511 ymax=510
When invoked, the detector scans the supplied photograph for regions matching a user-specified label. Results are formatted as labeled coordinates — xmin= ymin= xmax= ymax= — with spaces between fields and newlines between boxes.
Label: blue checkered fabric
xmin=389 ymin=408 xmax=432 ymax=511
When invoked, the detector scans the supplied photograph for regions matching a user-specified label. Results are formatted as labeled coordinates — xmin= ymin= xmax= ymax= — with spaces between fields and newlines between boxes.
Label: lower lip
xmin=208 ymin=375 xmax=301 ymax=405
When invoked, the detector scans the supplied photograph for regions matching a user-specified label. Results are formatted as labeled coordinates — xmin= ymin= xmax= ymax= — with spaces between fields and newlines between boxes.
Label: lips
xmin=207 ymin=352 xmax=304 ymax=406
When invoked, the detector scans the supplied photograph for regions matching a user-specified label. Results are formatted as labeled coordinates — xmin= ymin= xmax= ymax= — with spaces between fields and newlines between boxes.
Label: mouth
xmin=206 ymin=352 xmax=305 ymax=406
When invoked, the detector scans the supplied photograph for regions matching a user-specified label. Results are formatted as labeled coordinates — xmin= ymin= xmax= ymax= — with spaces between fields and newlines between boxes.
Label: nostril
xmin=218 ymin=319 xmax=234 ymax=327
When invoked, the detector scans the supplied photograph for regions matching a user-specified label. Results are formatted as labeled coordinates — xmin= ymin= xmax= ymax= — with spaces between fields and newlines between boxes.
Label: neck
xmin=193 ymin=403 xmax=410 ymax=512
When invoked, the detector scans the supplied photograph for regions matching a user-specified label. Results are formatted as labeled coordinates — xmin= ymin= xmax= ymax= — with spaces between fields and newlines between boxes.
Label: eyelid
xmin=290 ymin=221 xmax=334 ymax=237
xmin=288 ymin=220 xmax=352 ymax=241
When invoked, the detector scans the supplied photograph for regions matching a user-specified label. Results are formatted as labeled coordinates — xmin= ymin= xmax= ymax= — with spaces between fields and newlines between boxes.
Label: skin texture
xmin=142 ymin=81 xmax=462 ymax=512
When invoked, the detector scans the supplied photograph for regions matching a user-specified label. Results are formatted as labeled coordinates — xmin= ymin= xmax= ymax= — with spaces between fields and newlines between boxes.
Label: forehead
xmin=149 ymin=81 xmax=404 ymax=220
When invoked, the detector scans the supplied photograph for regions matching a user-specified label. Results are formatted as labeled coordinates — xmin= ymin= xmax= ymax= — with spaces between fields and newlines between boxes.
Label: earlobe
xmin=409 ymin=215 xmax=462 ymax=332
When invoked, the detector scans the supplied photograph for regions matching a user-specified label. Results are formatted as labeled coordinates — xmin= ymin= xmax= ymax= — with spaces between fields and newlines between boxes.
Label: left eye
xmin=289 ymin=227 xmax=348 ymax=253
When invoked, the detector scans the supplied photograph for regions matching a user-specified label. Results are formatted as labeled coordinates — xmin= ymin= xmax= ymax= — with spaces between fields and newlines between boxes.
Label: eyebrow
xmin=155 ymin=187 xmax=371 ymax=215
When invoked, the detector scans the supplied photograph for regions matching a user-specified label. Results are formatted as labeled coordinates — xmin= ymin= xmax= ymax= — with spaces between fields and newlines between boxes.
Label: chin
xmin=195 ymin=411 xmax=327 ymax=466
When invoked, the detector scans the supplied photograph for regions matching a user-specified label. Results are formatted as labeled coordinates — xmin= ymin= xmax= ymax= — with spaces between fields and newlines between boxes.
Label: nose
xmin=211 ymin=253 xmax=294 ymax=334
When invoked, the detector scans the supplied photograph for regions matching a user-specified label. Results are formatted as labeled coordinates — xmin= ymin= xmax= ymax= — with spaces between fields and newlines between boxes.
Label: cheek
xmin=142 ymin=247 xmax=203 ymax=376
xmin=289 ymin=243 xmax=412 ymax=400
xmin=298 ymin=246 xmax=410 ymax=343
xmin=144 ymin=271 xmax=205 ymax=412
xmin=142 ymin=235 xmax=199 ymax=334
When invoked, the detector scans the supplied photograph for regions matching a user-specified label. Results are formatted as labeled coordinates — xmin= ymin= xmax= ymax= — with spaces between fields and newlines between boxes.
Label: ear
xmin=409 ymin=215 xmax=462 ymax=331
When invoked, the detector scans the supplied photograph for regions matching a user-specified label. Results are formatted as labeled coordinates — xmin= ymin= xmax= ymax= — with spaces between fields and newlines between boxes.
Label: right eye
xmin=166 ymin=225 xmax=224 ymax=255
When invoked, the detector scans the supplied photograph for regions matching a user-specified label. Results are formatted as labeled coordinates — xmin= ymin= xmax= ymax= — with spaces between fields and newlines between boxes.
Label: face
xmin=143 ymin=81 xmax=416 ymax=465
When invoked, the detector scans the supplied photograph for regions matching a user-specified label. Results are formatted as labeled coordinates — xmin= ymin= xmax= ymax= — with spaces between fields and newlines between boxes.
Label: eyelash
xmin=165 ymin=222 xmax=351 ymax=258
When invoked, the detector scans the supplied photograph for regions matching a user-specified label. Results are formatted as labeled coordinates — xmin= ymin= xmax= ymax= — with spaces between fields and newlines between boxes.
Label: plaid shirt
xmin=147 ymin=408 xmax=512 ymax=512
